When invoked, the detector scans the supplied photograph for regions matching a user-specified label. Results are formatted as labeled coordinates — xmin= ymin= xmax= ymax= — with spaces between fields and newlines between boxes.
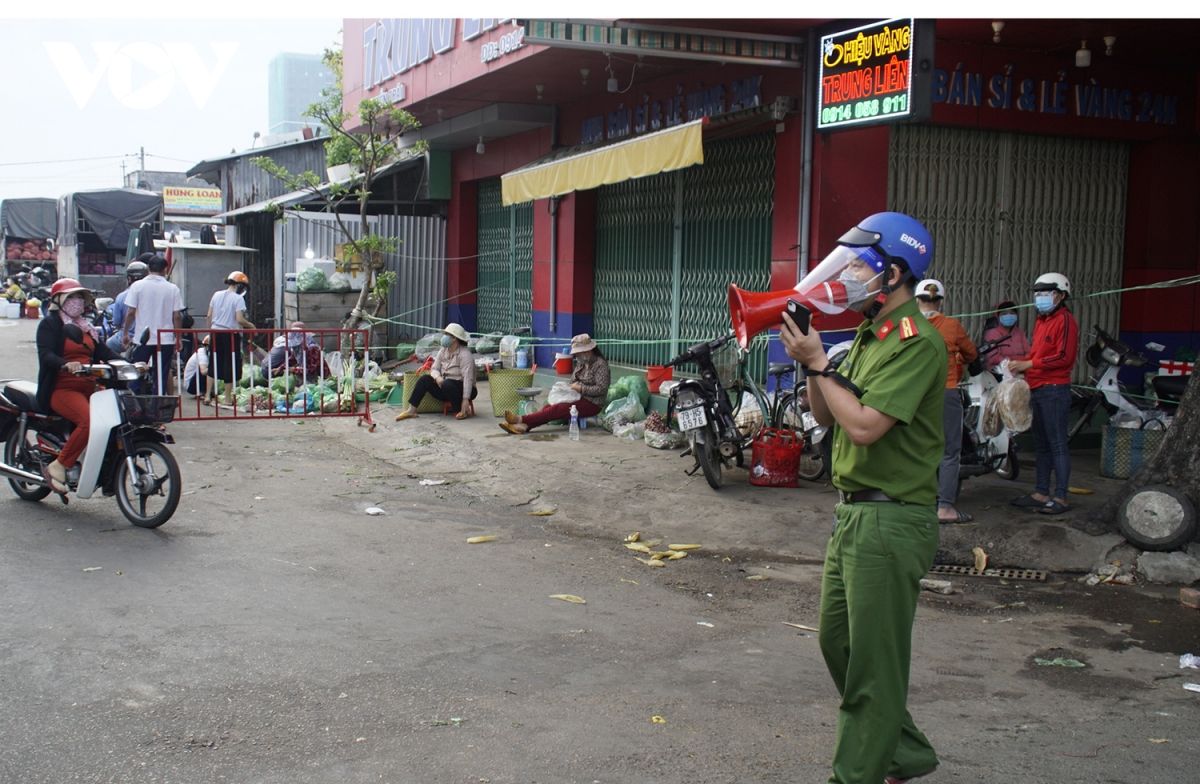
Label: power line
xmin=0 ymin=154 xmax=128 ymax=168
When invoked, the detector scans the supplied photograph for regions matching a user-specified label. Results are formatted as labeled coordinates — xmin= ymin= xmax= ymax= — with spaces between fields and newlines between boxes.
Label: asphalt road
xmin=1 ymin=317 xmax=1197 ymax=783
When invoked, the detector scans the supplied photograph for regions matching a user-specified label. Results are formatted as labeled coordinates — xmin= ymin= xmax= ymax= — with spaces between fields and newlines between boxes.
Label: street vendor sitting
xmin=261 ymin=321 xmax=328 ymax=379
xmin=499 ymin=334 xmax=610 ymax=434
xmin=394 ymin=322 xmax=477 ymax=421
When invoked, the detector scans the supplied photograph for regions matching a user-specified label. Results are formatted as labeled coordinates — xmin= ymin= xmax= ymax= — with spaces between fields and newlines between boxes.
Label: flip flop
xmin=1039 ymin=499 xmax=1071 ymax=515
xmin=42 ymin=466 xmax=68 ymax=496
xmin=1010 ymin=494 xmax=1047 ymax=509
xmin=394 ymin=410 xmax=419 ymax=421
xmin=938 ymin=509 xmax=974 ymax=524
xmin=499 ymin=422 xmax=527 ymax=435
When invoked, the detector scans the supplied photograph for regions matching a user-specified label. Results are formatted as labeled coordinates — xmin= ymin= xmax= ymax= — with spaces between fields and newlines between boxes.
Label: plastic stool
xmin=515 ymin=386 xmax=544 ymax=418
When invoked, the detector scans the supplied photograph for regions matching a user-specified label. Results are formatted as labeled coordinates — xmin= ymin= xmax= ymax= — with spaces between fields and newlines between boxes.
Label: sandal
xmin=503 ymin=410 xmax=519 ymax=425
xmin=394 ymin=409 xmax=419 ymax=421
xmin=1039 ymin=499 xmax=1071 ymax=515
xmin=1010 ymin=494 xmax=1048 ymax=509
xmin=499 ymin=422 xmax=527 ymax=435
xmin=43 ymin=465 xmax=68 ymax=496
xmin=938 ymin=509 xmax=974 ymax=524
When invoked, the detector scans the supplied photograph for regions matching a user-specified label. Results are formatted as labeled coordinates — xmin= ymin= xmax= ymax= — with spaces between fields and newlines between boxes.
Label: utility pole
xmin=139 ymin=146 xmax=146 ymax=187
xmin=121 ymin=159 xmax=127 ymax=186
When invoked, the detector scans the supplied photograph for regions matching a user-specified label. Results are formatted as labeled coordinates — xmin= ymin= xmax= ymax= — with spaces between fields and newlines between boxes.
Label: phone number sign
xmin=818 ymin=18 xmax=928 ymax=131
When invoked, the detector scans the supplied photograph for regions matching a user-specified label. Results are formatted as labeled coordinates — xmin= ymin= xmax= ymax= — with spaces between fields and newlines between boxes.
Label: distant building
xmin=268 ymin=52 xmax=334 ymax=136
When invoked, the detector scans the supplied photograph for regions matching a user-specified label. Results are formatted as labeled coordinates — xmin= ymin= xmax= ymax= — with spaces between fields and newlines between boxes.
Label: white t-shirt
xmin=183 ymin=347 xmax=209 ymax=389
xmin=208 ymin=289 xmax=246 ymax=329
xmin=125 ymin=274 xmax=184 ymax=346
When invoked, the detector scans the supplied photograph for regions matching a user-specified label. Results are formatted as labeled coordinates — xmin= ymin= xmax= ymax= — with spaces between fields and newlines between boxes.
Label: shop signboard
xmin=163 ymin=186 xmax=222 ymax=216
xmin=817 ymin=18 xmax=934 ymax=131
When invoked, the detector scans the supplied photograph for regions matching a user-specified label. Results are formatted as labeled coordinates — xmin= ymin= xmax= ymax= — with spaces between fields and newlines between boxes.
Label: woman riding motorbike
xmin=35 ymin=278 xmax=120 ymax=495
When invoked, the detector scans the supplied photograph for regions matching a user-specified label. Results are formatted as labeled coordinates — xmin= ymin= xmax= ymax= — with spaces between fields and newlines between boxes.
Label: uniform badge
xmin=875 ymin=320 xmax=894 ymax=339
xmin=898 ymin=316 xmax=919 ymax=340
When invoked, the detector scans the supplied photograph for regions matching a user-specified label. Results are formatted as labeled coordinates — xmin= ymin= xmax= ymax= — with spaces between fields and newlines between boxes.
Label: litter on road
xmin=549 ymin=594 xmax=586 ymax=604
xmin=364 ymin=507 xmax=386 ymax=516
xmin=782 ymin=622 xmax=819 ymax=632
xmin=1034 ymin=657 xmax=1087 ymax=668
xmin=467 ymin=535 xmax=498 ymax=544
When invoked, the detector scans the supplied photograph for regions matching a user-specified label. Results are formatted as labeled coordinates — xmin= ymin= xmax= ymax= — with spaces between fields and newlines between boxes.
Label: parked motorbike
xmin=0 ymin=358 xmax=182 ymax=528
xmin=959 ymin=337 xmax=1021 ymax=484
xmin=1068 ymin=326 xmax=1185 ymax=441
xmin=781 ymin=340 xmax=853 ymax=482
xmin=665 ymin=334 xmax=749 ymax=490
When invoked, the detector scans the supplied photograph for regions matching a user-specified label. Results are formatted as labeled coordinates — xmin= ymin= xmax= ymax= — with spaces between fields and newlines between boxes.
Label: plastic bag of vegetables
xmin=296 ymin=266 xmax=328 ymax=292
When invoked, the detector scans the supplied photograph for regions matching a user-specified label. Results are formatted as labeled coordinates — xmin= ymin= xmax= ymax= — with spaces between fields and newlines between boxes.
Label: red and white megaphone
xmin=728 ymin=279 xmax=861 ymax=349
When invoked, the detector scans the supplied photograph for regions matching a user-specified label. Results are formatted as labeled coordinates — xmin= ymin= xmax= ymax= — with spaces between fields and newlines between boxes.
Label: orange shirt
xmin=925 ymin=312 xmax=978 ymax=388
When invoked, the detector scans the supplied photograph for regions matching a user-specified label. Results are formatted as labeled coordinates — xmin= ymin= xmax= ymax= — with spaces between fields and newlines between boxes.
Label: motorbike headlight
xmin=116 ymin=364 xmax=141 ymax=381
xmin=1100 ymin=347 xmax=1122 ymax=365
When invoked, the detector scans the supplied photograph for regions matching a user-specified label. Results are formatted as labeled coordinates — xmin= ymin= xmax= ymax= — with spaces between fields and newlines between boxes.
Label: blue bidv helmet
xmin=838 ymin=211 xmax=934 ymax=281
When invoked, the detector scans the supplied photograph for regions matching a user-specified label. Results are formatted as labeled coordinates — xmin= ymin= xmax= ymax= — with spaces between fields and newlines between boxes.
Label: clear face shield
xmin=793 ymin=243 xmax=890 ymax=316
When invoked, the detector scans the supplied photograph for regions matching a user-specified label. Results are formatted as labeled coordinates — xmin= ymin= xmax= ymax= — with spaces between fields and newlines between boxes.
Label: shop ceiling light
xmin=991 ymin=20 xmax=1004 ymax=44
xmin=1103 ymin=35 xmax=1116 ymax=55
xmin=1075 ymin=40 xmax=1091 ymax=68
xmin=476 ymin=136 xmax=485 ymax=155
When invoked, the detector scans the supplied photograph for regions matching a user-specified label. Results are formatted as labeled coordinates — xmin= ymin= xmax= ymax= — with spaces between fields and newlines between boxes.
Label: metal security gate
xmin=477 ymin=178 xmax=533 ymax=333
xmin=889 ymin=125 xmax=1127 ymax=383
xmin=594 ymin=132 xmax=774 ymax=376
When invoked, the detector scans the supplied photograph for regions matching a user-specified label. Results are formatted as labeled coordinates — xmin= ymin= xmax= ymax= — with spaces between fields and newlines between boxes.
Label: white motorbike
xmin=1068 ymin=326 xmax=1183 ymax=440
xmin=959 ymin=339 xmax=1021 ymax=483
xmin=0 ymin=360 xmax=182 ymax=528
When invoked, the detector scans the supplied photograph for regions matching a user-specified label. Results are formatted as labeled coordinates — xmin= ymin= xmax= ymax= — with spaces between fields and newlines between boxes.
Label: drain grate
xmin=929 ymin=564 xmax=1047 ymax=582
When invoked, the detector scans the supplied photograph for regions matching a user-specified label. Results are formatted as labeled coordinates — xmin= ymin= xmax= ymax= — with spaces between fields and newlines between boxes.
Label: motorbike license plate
xmin=677 ymin=405 xmax=708 ymax=432
xmin=801 ymin=411 xmax=818 ymax=432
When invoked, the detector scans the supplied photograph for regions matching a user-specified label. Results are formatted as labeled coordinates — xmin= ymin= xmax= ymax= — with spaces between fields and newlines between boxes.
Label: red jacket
xmin=1024 ymin=305 xmax=1079 ymax=388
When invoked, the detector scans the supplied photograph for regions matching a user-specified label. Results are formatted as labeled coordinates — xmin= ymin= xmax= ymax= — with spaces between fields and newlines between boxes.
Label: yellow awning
xmin=501 ymin=119 xmax=706 ymax=206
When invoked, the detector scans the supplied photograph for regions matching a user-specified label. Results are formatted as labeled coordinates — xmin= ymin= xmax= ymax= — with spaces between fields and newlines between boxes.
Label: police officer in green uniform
xmin=780 ymin=212 xmax=947 ymax=784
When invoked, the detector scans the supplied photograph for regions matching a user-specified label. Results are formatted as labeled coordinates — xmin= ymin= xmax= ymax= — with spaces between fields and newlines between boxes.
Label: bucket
xmin=515 ymin=348 xmax=529 ymax=369
xmin=554 ymin=353 xmax=573 ymax=375
xmin=646 ymin=365 xmax=673 ymax=393
xmin=24 ymin=302 xmax=40 ymax=319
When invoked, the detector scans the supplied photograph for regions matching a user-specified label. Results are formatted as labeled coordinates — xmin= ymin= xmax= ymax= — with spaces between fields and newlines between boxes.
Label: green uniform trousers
xmin=820 ymin=500 xmax=940 ymax=784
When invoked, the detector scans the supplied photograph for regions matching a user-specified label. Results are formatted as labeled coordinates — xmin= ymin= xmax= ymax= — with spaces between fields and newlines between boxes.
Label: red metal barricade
xmin=142 ymin=327 xmax=376 ymax=426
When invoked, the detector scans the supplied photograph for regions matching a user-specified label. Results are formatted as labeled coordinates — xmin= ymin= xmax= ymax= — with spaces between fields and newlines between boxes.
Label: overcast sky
xmin=0 ymin=16 xmax=342 ymax=202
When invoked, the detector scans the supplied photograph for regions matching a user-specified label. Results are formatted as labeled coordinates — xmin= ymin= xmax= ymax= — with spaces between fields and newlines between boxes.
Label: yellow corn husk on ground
xmin=637 ymin=558 xmax=667 ymax=568
xmin=549 ymin=594 xmax=586 ymax=604
xmin=624 ymin=542 xmax=652 ymax=554
xmin=624 ymin=532 xmax=641 ymax=543
xmin=467 ymin=535 xmax=498 ymax=544
xmin=668 ymin=544 xmax=702 ymax=551
xmin=972 ymin=546 xmax=989 ymax=572
xmin=648 ymin=551 xmax=673 ymax=560
xmin=666 ymin=551 xmax=688 ymax=560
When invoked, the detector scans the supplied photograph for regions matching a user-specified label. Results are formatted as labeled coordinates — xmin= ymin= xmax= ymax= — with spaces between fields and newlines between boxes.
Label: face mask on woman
xmin=998 ymin=313 xmax=1018 ymax=328
xmin=1034 ymin=293 xmax=1056 ymax=314
xmin=440 ymin=334 xmax=453 ymax=348
xmin=62 ymin=297 xmax=86 ymax=318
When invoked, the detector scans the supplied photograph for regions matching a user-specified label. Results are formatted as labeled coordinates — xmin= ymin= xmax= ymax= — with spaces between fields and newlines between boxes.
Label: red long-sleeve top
xmin=1024 ymin=305 xmax=1079 ymax=389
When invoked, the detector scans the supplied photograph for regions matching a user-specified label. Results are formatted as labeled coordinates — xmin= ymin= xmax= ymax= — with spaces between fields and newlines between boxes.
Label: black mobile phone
xmin=785 ymin=299 xmax=811 ymax=334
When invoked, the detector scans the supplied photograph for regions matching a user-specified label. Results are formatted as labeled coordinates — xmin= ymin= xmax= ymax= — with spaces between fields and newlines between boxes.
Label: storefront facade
xmin=343 ymin=18 xmax=1199 ymax=379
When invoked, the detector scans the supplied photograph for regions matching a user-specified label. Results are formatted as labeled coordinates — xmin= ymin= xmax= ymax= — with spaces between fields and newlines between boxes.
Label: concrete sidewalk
xmin=325 ymin=375 xmax=1130 ymax=576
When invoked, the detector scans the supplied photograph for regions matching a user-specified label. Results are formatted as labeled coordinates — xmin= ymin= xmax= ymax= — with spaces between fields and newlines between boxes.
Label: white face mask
xmin=62 ymin=297 xmax=86 ymax=318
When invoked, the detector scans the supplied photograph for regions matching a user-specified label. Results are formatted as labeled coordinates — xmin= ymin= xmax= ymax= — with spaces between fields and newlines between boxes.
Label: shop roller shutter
xmin=594 ymin=132 xmax=774 ymax=380
xmin=477 ymin=178 xmax=533 ymax=334
xmin=890 ymin=125 xmax=1127 ymax=384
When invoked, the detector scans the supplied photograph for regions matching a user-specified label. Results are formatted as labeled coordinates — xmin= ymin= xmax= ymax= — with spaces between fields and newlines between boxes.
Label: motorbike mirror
xmin=138 ymin=328 xmax=151 ymax=346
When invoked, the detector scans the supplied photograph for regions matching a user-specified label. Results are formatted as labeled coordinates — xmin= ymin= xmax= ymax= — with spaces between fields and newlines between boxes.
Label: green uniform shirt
xmin=830 ymin=298 xmax=948 ymax=505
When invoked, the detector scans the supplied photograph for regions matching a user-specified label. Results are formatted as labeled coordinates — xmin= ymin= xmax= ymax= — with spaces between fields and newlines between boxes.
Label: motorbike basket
xmin=122 ymin=395 xmax=178 ymax=425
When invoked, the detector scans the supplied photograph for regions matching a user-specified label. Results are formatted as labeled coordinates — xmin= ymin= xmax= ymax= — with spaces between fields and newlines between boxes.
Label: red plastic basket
xmin=748 ymin=427 xmax=804 ymax=488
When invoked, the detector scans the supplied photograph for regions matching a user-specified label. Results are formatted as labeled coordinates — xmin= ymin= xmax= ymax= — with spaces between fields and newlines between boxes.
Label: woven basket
xmin=1100 ymin=424 xmax=1165 ymax=479
xmin=488 ymin=368 xmax=534 ymax=417
xmin=400 ymin=371 xmax=446 ymax=413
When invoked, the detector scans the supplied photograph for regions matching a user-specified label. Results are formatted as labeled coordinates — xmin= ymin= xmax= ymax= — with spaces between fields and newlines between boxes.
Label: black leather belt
xmin=838 ymin=488 xmax=897 ymax=504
